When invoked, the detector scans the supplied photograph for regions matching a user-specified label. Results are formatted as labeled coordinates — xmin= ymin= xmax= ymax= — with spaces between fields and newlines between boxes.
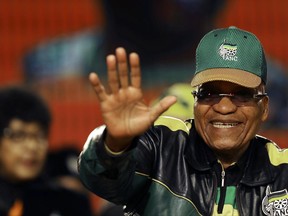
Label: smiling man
xmin=78 ymin=27 xmax=288 ymax=215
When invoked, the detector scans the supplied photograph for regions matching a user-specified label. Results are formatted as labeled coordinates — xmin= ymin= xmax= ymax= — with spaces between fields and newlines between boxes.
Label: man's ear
xmin=261 ymin=96 xmax=269 ymax=122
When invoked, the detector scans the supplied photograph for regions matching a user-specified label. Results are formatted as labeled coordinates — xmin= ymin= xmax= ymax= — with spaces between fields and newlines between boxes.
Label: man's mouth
xmin=212 ymin=122 xmax=239 ymax=128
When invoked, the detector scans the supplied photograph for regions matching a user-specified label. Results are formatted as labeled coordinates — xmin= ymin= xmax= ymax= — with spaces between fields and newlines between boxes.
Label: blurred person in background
xmin=150 ymin=83 xmax=195 ymax=120
xmin=23 ymin=0 xmax=225 ymax=87
xmin=23 ymin=0 xmax=288 ymax=128
xmin=0 ymin=86 xmax=93 ymax=216
xmin=45 ymin=146 xmax=89 ymax=194
xmin=46 ymin=146 xmax=124 ymax=216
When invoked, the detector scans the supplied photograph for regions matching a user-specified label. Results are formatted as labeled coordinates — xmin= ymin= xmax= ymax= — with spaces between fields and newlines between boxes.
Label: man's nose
xmin=212 ymin=96 xmax=238 ymax=114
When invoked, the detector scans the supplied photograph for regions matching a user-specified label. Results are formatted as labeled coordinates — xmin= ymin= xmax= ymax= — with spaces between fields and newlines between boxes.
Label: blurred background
xmin=1 ymin=0 xmax=288 ymax=213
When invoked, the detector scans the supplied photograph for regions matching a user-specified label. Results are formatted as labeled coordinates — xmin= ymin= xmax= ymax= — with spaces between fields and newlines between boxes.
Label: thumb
xmin=150 ymin=96 xmax=177 ymax=121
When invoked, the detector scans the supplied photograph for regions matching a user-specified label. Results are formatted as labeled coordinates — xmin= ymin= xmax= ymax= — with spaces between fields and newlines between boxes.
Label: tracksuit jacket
xmin=78 ymin=116 xmax=288 ymax=216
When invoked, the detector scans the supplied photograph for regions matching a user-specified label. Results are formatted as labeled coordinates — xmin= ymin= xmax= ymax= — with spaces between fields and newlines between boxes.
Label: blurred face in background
xmin=0 ymin=118 xmax=48 ymax=183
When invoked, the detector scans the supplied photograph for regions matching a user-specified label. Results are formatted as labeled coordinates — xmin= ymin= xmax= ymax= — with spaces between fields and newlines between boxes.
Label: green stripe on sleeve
xmin=154 ymin=116 xmax=190 ymax=134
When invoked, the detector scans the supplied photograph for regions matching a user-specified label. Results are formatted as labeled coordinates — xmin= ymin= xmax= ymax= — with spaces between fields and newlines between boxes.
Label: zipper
xmin=210 ymin=171 xmax=218 ymax=215
xmin=235 ymin=184 xmax=243 ymax=216
xmin=217 ymin=161 xmax=226 ymax=214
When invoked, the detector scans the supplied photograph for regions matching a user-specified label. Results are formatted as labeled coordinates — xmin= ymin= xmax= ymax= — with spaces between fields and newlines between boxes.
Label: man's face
xmin=0 ymin=118 xmax=48 ymax=182
xmin=193 ymin=81 xmax=269 ymax=154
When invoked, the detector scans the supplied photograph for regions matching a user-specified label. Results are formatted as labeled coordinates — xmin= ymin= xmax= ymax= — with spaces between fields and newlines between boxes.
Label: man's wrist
xmin=104 ymin=142 xmax=129 ymax=155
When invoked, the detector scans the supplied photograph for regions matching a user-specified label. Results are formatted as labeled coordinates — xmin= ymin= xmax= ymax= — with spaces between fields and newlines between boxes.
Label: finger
xmin=89 ymin=72 xmax=107 ymax=102
xmin=116 ymin=47 xmax=129 ymax=88
xmin=149 ymin=96 xmax=177 ymax=122
xmin=107 ymin=54 xmax=119 ymax=93
xmin=129 ymin=52 xmax=141 ymax=89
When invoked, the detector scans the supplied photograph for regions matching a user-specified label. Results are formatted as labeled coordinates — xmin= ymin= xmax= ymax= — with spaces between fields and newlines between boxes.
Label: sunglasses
xmin=192 ymin=91 xmax=267 ymax=106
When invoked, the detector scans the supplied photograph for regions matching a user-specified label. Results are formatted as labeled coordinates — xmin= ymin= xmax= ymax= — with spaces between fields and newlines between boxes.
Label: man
xmin=0 ymin=86 xmax=93 ymax=216
xmin=78 ymin=27 xmax=288 ymax=215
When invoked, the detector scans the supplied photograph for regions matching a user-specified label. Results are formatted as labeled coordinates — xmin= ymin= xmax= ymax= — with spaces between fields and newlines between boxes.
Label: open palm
xmin=89 ymin=48 xmax=176 ymax=150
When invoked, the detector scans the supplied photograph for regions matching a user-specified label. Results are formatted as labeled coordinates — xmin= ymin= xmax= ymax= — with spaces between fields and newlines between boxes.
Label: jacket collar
xmin=240 ymin=136 xmax=276 ymax=186
xmin=184 ymin=122 xmax=215 ymax=172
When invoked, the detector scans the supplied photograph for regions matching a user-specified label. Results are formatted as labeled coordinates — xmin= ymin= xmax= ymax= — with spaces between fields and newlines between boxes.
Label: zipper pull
xmin=218 ymin=166 xmax=226 ymax=214
xmin=221 ymin=170 xmax=225 ymax=187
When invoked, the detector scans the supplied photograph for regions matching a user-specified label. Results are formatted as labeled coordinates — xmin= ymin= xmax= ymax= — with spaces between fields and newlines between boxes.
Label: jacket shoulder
xmin=256 ymin=135 xmax=288 ymax=166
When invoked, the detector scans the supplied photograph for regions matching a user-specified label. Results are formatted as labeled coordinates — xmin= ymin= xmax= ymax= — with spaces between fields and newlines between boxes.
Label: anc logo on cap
xmin=262 ymin=186 xmax=288 ymax=216
xmin=218 ymin=43 xmax=238 ymax=62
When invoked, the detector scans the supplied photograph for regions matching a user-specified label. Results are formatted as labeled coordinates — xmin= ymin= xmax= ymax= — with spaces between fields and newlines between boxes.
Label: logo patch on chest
xmin=262 ymin=186 xmax=288 ymax=216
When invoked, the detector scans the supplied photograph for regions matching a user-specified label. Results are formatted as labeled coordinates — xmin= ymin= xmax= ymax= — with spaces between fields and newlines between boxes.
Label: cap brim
xmin=190 ymin=68 xmax=262 ymax=88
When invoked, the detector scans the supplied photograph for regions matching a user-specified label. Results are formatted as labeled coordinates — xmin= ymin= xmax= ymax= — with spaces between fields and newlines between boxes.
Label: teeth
xmin=212 ymin=122 xmax=238 ymax=128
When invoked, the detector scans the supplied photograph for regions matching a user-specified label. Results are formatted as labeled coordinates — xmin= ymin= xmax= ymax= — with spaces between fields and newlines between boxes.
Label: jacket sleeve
xmin=78 ymin=125 xmax=151 ymax=205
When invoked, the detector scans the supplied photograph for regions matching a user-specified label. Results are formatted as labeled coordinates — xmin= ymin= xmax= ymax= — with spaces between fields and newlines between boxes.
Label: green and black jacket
xmin=78 ymin=116 xmax=288 ymax=216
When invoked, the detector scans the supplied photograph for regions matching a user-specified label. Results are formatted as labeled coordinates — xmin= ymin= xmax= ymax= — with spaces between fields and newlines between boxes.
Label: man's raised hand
xmin=89 ymin=47 xmax=176 ymax=151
